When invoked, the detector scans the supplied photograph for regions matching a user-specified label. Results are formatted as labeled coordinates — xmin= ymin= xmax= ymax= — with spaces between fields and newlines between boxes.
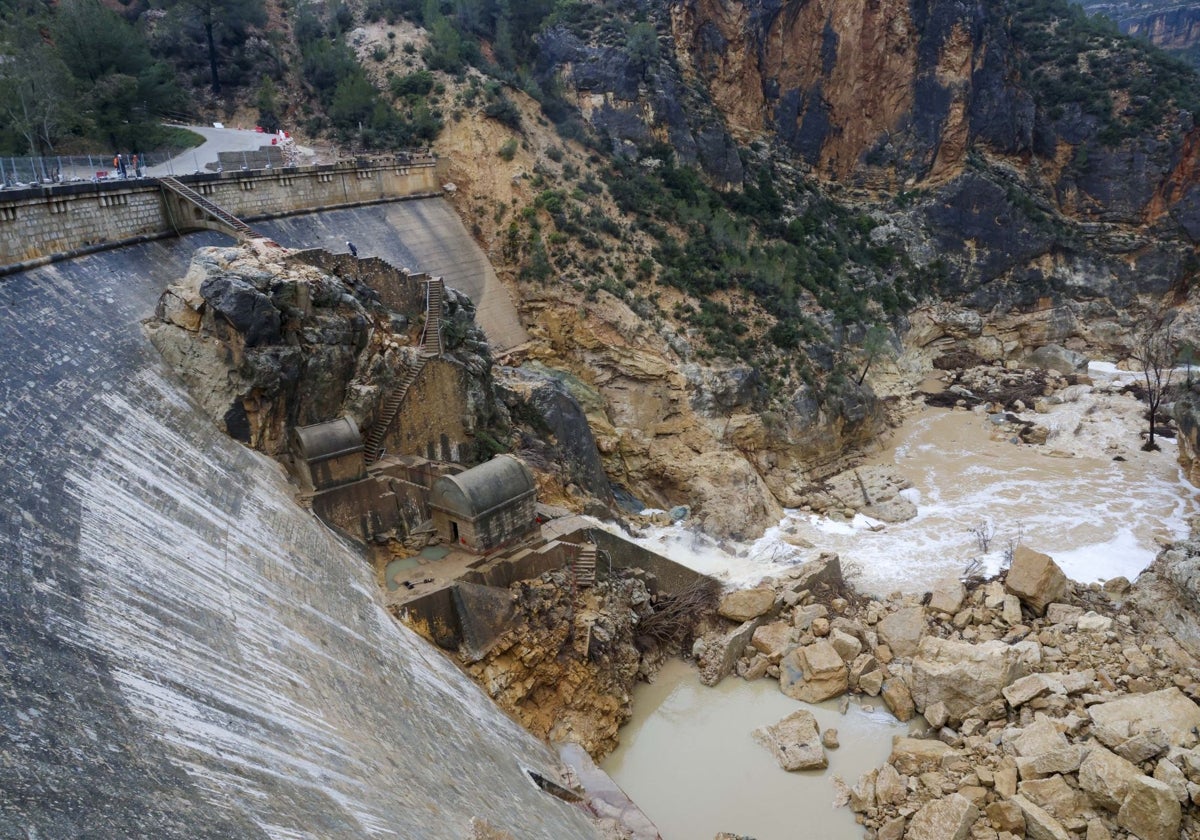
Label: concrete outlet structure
xmin=430 ymin=455 xmax=539 ymax=552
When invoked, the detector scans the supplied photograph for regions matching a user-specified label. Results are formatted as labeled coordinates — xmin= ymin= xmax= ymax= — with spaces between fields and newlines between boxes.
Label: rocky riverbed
xmin=688 ymin=539 xmax=1200 ymax=840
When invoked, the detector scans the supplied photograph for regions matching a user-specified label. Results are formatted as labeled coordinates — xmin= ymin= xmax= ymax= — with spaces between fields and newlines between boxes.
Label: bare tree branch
xmin=1131 ymin=315 xmax=1177 ymax=451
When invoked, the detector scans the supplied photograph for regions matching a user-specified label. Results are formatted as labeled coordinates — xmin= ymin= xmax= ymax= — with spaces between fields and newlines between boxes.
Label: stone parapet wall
xmin=0 ymin=159 xmax=440 ymax=268
xmin=0 ymin=183 xmax=167 ymax=265
xmin=287 ymin=248 xmax=428 ymax=316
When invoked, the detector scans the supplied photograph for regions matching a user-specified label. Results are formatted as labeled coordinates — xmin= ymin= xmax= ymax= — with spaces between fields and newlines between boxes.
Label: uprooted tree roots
xmin=637 ymin=577 xmax=722 ymax=648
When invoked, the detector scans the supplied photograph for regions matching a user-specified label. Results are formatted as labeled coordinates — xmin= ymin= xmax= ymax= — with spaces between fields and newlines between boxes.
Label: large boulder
xmin=718 ymin=588 xmax=776 ymax=622
xmin=1005 ymin=547 xmax=1069 ymax=616
xmin=1118 ymin=775 xmax=1181 ymax=840
xmin=1008 ymin=794 xmax=1072 ymax=840
xmin=779 ymin=640 xmax=848 ymax=703
xmin=750 ymin=621 xmax=793 ymax=663
xmin=876 ymin=606 xmax=926 ymax=658
xmin=911 ymin=637 xmax=1026 ymax=723
xmin=1087 ymin=687 xmax=1200 ymax=749
xmin=829 ymin=628 xmax=862 ymax=663
xmin=1079 ymin=745 xmax=1141 ymax=812
xmin=1010 ymin=719 xmax=1084 ymax=780
xmin=888 ymin=737 xmax=954 ymax=776
xmin=1017 ymin=775 xmax=1087 ymax=823
xmin=752 ymin=709 xmax=827 ymax=771
xmin=1002 ymin=673 xmax=1055 ymax=708
xmin=927 ymin=578 xmax=966 ymax=615
xmin=904 ymin=793 xmax=978 ymax=840
xmin=881 ymin=678 xmax=916 ymax=722
xmin=1028 ymin=343 xmax=1088 ymax=375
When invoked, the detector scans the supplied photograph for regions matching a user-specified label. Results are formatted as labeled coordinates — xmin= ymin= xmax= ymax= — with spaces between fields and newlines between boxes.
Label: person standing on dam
xmin=346 ymin=241 xmax=358 ymax=258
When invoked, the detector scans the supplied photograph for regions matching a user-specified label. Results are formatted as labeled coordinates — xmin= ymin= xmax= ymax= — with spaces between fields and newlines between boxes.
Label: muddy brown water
xmin=788 ymin=397 xmax=1200 ymax=597
xmin=603 ymin=658 xmax=906 ymax=840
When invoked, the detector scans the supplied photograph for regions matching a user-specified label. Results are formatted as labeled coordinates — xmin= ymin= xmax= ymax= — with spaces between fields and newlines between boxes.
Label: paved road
xmin=146 ymin=125 xmax=311 ymax=177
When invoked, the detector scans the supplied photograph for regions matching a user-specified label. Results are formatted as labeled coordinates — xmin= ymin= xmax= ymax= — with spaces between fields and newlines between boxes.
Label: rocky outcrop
xmin=493 ymin=364 xmax=613 ymax=505
xmin=537 ymin=22 xmax=744 ymax=187
xmin=146 ymin=241 xmax=496 ymax=459
xmin=463 ymin=569 xmax=661 ymax=759
xmin=519 ymin=297 xmax=883 ymax=539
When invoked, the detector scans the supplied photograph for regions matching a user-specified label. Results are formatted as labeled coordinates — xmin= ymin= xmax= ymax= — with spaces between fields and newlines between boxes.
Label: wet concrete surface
xmin=0 ymin=227 xmax=596 ymax=837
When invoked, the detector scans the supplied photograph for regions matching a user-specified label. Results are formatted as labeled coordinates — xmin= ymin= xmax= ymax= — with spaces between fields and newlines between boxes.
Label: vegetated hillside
xmin=8 ymin=0 xmax=1200 ymax=531
xmin=324 ymin=0 xmax=1200 ymax=534
xmin=1080 ymin=0 xmax=1200 ymax=69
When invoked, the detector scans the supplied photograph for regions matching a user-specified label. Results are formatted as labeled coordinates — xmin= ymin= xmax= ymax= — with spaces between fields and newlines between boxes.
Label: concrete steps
xmin=573 ymin=544 xmax=597 ymax=590
xmin=363 ymin=359 xmax=425 ymax=463
xmin=420 ymin=276 xmax=444 ymax=357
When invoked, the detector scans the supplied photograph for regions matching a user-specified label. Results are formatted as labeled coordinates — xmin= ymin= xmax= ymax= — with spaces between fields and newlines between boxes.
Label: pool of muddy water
xmin=603 ymin=658 xmax=906 ymax=839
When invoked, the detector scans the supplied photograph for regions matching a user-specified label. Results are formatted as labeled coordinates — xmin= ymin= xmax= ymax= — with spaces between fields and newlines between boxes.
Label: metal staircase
xmin=363 ymin=359 xmax=425 ymax=463
xmin=158 ymin=176 xmax=258 ymax=240
xmin=420 ymin=277 xmax=444 ymax=357
xmin=362 ymin=277 xmax=445 ymax=464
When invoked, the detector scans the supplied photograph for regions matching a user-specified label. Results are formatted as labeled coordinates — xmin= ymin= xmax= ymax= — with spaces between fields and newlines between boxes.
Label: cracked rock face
xmin=146 ymin=242 xmax=494 ymax=458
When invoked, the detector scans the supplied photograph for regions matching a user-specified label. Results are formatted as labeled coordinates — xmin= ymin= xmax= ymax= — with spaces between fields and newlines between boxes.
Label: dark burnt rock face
xmin=537 ymin=25 xmax=745 ymax=186
xmin=555 ymin=0 xmax=1200 ymax=311
xmin=493 ymin=366 xmax=613 ymax=503
xmin=199 ymin=273 xmax=282 ymax=347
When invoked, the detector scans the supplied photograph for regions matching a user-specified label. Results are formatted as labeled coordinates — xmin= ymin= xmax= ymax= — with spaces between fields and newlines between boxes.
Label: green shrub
xmin=498 ymin=137 xmax=519 ymax=160
xmin=390 ymin=69 xmax=434 ymax=98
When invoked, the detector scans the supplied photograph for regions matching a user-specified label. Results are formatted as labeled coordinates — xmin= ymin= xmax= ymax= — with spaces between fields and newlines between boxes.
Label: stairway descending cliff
xmin=573 ymin=543 xmax=598 ymax=590
xmin=363 ymin=277 xmax=445 ymax=464
xmin=420 ymin=276 xmax=444 ymax=357
xmin=158 ymin=176 xmax=259 ymax=240
xmin=363 ymin=358 xmax=424 ymax=463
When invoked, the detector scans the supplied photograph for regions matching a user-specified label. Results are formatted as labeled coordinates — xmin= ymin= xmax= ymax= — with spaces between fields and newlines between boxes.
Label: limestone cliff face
xmin=1083 ymin=1 xmax=1200 ymax=61
xmin=671 ymin=0 xmax=1198 ymax=222
xmin=1127 ymin=5 xmax=1200 ymax=51
xmin=532 ymin=0 xmax=1200 ymax=341
xmin=672 ymin=0 xmax=974 ymax=183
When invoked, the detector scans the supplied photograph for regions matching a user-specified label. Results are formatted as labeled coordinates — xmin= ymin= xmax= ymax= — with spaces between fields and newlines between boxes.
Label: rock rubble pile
xmin=694 ymin=543 xmax=1200 ymax=839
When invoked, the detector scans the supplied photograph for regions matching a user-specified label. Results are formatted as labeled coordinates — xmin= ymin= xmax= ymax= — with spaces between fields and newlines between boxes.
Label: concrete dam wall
xmin=0 ymin=208 xmax=588 ymax=837
xmin=0 ymin=158 xmax=439 ymax=268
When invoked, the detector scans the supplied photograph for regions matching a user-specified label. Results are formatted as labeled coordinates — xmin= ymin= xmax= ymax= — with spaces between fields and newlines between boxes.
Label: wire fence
xmin=0 ymin=150 xmax=190 ymax=188
xmin=1 ymin=144 xmax=435 ymax=189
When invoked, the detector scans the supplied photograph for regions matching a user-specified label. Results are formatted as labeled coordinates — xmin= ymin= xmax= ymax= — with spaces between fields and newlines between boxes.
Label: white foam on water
xmin=617 ymin=363 xmax=1200 ymax=599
